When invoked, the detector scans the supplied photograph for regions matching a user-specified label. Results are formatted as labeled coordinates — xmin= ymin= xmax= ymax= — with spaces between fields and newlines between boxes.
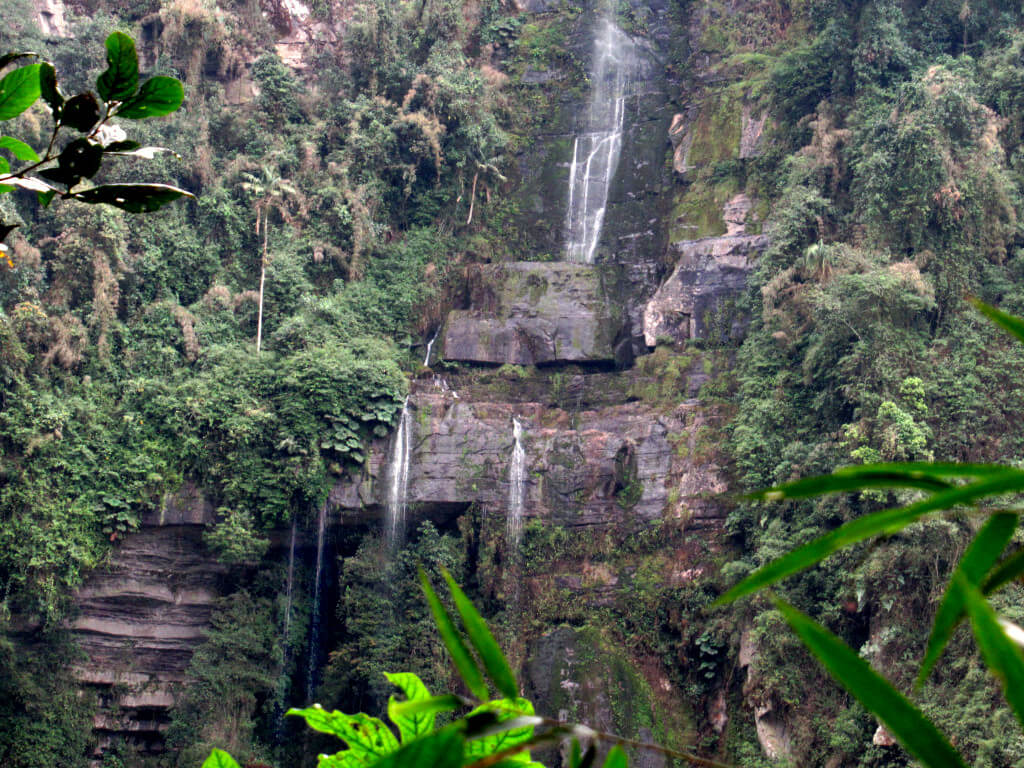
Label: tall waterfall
xmin=423 ymin=327 xmax=440 ymax=367
xmin=386 ymin=397 xmax=412 ymax=547
xmin=508 ymin=417 xmax=526 ymax=549
xmin=306 ymin=504 xmax=327 ymax=701
xmin=564 ymin=16 xmax=642 ymax=263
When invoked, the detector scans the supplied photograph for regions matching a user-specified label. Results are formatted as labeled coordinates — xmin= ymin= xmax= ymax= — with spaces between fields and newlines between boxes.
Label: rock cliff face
xmin=65 ymin=0 xmax=774 ymax=759
xmin=72 ymin=487 xmax=226 ymax=756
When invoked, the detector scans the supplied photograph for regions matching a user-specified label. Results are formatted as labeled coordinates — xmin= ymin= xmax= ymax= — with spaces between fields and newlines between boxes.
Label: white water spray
xmin=508 ymin=417 xmax=526 ymax=549
xmin=564 ymin=16 xmax=643 ymax=263
xmin=386 ymin=397 xmax=412 ymax=547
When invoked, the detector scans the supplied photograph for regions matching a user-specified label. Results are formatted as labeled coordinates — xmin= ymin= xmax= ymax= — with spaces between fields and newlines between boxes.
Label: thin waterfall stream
xmin=385 ymin=397 xmax=412 ymax=548
xmin=305 ymin=504 xmax=327 ymax=702
xmin=423 ymin=327 xmax=440 ymax=367
xmin=508 ymin=417 xmax=526 ymax=550
xmin=564 ymin=15 xmax=642 ymax=263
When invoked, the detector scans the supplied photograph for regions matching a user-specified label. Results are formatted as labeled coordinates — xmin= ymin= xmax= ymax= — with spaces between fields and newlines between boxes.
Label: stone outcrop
xmin=643 ymin=194 xmax=768 ymax=345
xmin=32 ymin=0 xmax=70 ymax=38
xmin=330 ymin=385 xmax=728 ymax=533
xmin=72 ymin=486 xmax=226 ymax=756
xmin=443 ymin=262 xmax=629 ymax=366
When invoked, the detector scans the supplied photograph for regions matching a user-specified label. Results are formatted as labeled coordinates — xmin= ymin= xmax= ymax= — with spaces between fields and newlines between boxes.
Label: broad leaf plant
xmin=0 ymin=32 xmax=192 ymax=262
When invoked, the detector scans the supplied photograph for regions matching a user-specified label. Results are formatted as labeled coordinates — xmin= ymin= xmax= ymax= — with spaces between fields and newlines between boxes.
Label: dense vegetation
xmin=6 ymin=0 xmax=1024 ymax=766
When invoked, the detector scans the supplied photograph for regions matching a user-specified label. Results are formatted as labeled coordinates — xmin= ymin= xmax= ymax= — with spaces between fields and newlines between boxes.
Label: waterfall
xmin=564 ymin=16 xmax=642 ymax=263
xmin=508 ymin=417 xmax=526 ymax=549
xmin=423 ymin=327 xmax=440 ymax=367
xmin=306 ymin=504 xmax=327 ymax=702
xmin=283 ymin=517 xmax=297 ymax=648
xmin=386 ymin=397 xmax=412 ymax=547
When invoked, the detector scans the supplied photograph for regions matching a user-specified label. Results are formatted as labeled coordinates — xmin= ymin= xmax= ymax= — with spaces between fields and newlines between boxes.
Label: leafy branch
xmin=0 ymin=32 xmax=192 ymax=260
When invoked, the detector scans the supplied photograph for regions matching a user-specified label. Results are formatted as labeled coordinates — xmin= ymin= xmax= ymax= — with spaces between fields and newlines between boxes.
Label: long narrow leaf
xmin=775 ymin=599 xmax=967 ymax=768
xmin=918 ymin=512 xmax=1018 ymax=685
xmin=718 ymin=471 xmax=1024 ymax=604
xmin=601 ymin=746 xmax=628 ymax=768
xmin=972 ymin=299 xmax=1024 ymax=347
xmin=960 ymin=576 xmax=1024 ymax=729
xmin=442 ymin=567 xmax=519 ymax=699
xmin=420 ymin=568 xmax=488 ymax=700
xmin=751 ymin=462 xmax=1013 ymax=502
xmin=982 ymin=548 xmax=1024 ymax=595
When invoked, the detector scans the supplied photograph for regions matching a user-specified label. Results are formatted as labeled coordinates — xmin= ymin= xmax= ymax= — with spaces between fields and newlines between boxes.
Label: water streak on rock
xmin=306 ymin=503 xmax=327 ymax=701
xmin=508 ymin=417 xmax=526 ymax=549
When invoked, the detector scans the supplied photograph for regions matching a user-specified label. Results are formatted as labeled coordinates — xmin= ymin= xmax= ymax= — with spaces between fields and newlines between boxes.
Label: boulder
xmin=443 ymin=262 xmax=626 ymax=365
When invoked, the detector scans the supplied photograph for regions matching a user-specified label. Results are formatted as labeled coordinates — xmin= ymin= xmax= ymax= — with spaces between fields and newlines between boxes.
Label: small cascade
xmin=423 ymin=327 xmax=441 ymax=367
xmin=564 ymin=15 xmax=643 ymax=263
xmin=305 ymin=504 xmax=327 ymax=702
xmin=508 ymin=417 xmax=526 ymax=550
xmin=283 ymin=517 xmax=297 ymax=649
xmin=386 ymin=397 xmax=412 ymax=548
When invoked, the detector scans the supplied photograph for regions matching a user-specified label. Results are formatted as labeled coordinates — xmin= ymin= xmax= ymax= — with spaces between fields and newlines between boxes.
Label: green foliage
xmin=0 ymin=31 xmax=190 ymax=260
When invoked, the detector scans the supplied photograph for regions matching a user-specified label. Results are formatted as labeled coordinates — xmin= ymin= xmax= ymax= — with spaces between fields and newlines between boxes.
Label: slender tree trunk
xmin=256 ymin=204 xmax=268 ymax=353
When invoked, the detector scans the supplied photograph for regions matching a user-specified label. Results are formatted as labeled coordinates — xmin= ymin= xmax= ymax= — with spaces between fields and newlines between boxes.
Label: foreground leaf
xmin=442 ymin=567 xmax=519 ymax=699
xmin=750 ymin=462 xmax=1013 ymax=502
xmin=0 ymin=136 xmax=39 ymax=162
xmin=321 ymin=727 xmax=463 ymax=768
xmin=960 ymin=577 xmax=1024 ymax=729
xmin=602 ymin=746 xmax=628 ymax=768
xmin=983 ymin=548 xmax=1024 ymax=595
xmin=71 ymin=183 xmax=194 ymax=212
xmin=0 ymin=64 xmax=41 ymax=121
xmin=60 ymin=92 xmax=100 ymax=132
xmin=973 ymin=299 xmax=1024 ymax=347
xmin=718 ymin=470 xmax=1024 ymax=604
xmin=38 ymin=62 xmax=61 ymax=116
xmin=286 ymin=706 xmax=399 ymax=758
xmin=918 ymin=512 xmax=1018 ymax=685
xmin=464 ymin=698 xmax=542 ymax=765
xmin=775 ymin=599 xmax=967 ymax=768
xmin=117 ymin=76 xmax=184 ymax=118
xmin=200 ymin=749 xmax=240 ymax=768
xmin=385 ymin=671 xmax=441 ymax=743
xmin=96 ymin=31 xmax=138 ymax=101
xmin=420 ymin=569 xmax=489 ymax=700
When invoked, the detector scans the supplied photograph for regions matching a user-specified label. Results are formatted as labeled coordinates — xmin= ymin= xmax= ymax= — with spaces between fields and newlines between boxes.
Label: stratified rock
xmin=443 ymin=262 xmax=627 ymax=365
xmin=331 ymin=389 xmax=728 ymax=532
xmin=72 ymin=486 xmax=226 ymax=755
xmin=643 ymin=231 xmax=768 ymax=345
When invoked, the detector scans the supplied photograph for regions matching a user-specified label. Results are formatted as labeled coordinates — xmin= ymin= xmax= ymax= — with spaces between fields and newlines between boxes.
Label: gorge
xmin=3 ymin=0 xmax=1024 ymax=766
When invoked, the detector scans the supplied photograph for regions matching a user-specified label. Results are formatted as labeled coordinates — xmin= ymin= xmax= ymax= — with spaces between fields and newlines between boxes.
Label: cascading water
xmin=305 ymin=504 xmax=327 ymax=702
xmin=385 ymin=397 xmax=412 ymax=548
xmin=283 ymin=517 xmax=297 ymax=649
xmin=423 ymin=327 xmax=440 ymax=367
xmin=564 ymin=14 xmax=643 ymax=263
xmin=508 ymin=417 xmax=526 ymax=550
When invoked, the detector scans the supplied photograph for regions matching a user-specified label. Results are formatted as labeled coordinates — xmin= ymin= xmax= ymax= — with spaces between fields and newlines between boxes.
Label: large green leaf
xmin=71 ymin=183 xmax=194 ymax=212
xmin=385 ymin=671 xmax=440 ymax=743
xmin=983 ymin=547 xmax=1024 ymax=595
xmin=960 ymin=576 xmax=1024 ymax=729
xmin=0 ymin=53 xmax=36 ymax=71
xmin=60 ymin=92 xmax=100 ymax=132
xmin=464 ymin=698 xmax=540 ymax=764
xmin=420 ymin=569 xmax=489 ymax=701
xmin=601 ymin=746 xmax=628 ymax=768
xmin=775 ymin=599 xmax=967 ymax=768
xmin=718 ymin=470 xmax=1024 ymax=604
xmin=320 ymin=727 xmax=464 ymax=768
xmin=117 ymin=76 xmax=184 ymax=119
xmin=918 ymin=512 xmax=1018 ymax=685
xmin=96 ymin=32 xmax=138 ymax=101
xmin=0 ymin=64 xmax=41 ymax=121
xmin=200 ymin=749 xmax=240 ymax=768
xmin=973 ymin=299 xmax=1024 ymax=348
xmin=750 ymin=462 xmax=1012 ymax=501
xmin=38 ymin=62 xmax=62 ymax=116
xmin=442 ymin=567 xmax=519 ymax=700
xmin=0 ymin=136 xmax=39 ymax=162
xmin=287 ymin=705 xmax=399 ymax=760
